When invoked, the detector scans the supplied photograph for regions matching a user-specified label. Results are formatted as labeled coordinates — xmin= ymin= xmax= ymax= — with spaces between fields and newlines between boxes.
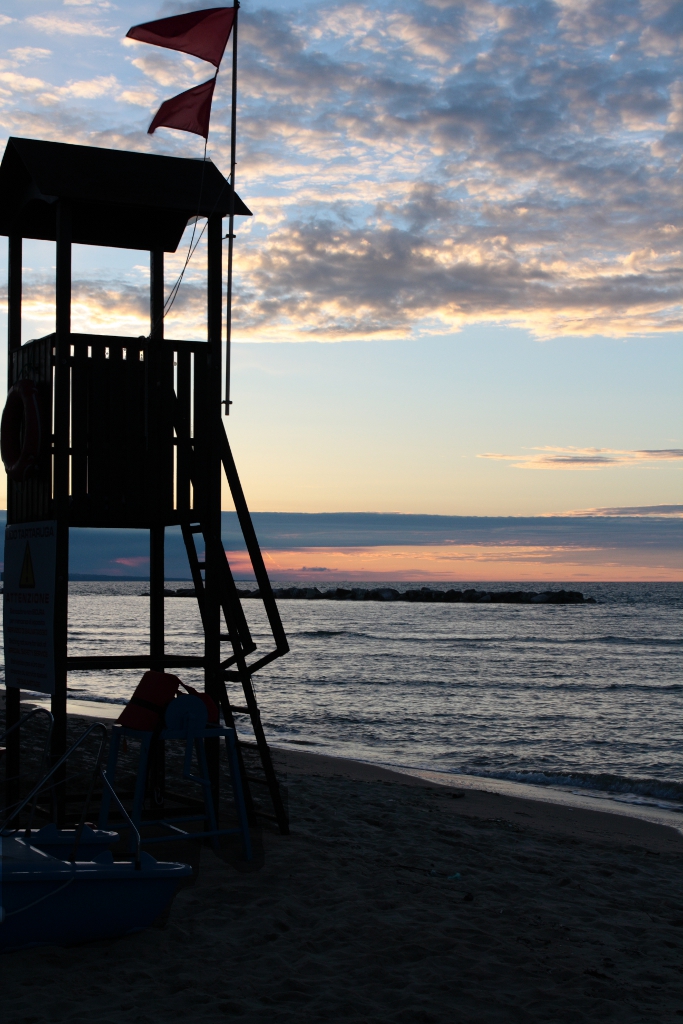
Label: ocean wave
xmin=287 ymin=632 xmax=683 ymax=647
xmin=582 ymin=635 xmax=683 ymax=647
xmin=461 ymin=767 xmax=683 ymax=806
xmin=292 ymin=629 xmax=377 ymax=640
xmin=65 ymin=691 xmax=128 ymax=705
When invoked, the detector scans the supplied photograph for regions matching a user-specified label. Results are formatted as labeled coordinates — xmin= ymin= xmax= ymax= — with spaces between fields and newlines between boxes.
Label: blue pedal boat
xmin=0 ymin=835 xmax=192 ymax=952
xmin=1 ymin=719 xmax=193 ymax=952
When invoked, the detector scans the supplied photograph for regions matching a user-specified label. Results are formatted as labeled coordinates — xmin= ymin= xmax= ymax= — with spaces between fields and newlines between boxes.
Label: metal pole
xmin=53 ymin=202 xmax=72 ymax=823
xmin=206 ymin=213 xmax=223 ymax=815
xmin=224 ymin=0 xmax=239 ymax=415
xmin=5 ymin=234 xmax=22 ymax=807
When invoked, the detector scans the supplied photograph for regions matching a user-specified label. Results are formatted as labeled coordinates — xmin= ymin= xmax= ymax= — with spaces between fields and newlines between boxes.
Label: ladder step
xmin=180 ymin=509 xmax=289 ymax=835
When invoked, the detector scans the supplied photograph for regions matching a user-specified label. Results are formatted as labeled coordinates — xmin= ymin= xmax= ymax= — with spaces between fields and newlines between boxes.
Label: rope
xmin=155 ymin=137 xmax=209 ymax=329
xmin=151 ymin=65 xmax=231 ymax=333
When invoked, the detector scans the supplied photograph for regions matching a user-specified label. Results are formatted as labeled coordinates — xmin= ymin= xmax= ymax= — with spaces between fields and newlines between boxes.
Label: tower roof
xmin=0 ymin=137 xmax=252 ymax=252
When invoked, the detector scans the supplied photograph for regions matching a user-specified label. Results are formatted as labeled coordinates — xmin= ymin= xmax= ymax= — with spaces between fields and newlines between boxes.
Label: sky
xmin=0 ymin=0 xmax=681 ymax=580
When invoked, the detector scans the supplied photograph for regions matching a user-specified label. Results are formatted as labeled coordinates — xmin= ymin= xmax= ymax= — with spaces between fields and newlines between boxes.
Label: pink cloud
xmin=113 ymin=556 xmax=150 ymax=568
xmin=478 ymin=447 xmax=683 ymax=470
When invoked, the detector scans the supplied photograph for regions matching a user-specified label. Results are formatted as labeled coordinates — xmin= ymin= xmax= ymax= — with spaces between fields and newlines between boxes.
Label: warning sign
xmin=3 ymin=521 xmax=57 ymax=694
xmin=20 ymin=543 xmax=36 ymax=588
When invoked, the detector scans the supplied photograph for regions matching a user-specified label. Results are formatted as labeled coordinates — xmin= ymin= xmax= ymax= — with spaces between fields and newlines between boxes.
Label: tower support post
xmin=4 ymin=233 xmax=22 ymax=808
xmin=149 ymin=249 xmax=166 ymax=804
xmin=149 ymin=249 xmax=165 ymax=672
xmin=52 ymin=202 xmax=72 ymax=822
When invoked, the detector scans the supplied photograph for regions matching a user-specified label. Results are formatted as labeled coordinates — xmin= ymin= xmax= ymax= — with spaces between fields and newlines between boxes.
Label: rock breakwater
xmin=163 ymin=586 xmax=595 ymax=604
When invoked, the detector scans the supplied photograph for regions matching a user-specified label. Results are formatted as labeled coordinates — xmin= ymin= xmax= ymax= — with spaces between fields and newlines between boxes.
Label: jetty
xmin=163 ymin=587 xmax=596 ymax=604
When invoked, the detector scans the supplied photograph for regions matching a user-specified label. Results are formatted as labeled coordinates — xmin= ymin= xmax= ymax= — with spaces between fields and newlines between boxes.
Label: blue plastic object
xmin=99 ymin=715 xmax=252 ymax=860
xmin=0 ymin=836 xmax=191 ymax=952
xmin=164 ymin=694 xmax=208 ymax=732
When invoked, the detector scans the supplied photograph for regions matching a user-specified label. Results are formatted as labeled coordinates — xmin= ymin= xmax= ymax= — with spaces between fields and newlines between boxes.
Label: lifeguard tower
xmin=0 ymin=137 xmax=289 ymax=832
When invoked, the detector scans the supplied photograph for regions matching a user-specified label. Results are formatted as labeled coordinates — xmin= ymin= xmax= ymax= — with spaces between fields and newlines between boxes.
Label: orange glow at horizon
xmin=224 ymin=545 xmax=682 ymax=583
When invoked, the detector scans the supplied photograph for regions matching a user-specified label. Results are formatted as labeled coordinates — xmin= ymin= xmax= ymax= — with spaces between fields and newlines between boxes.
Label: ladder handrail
xmin=0 ymin=705 xmax=54 ymax=744
xmin=170 ymin=395 xmax=290 ymax=834
xmin=220 ymin=423 xmax=289 ymax=656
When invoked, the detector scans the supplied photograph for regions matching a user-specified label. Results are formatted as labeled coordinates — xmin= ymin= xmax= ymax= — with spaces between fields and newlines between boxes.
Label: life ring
xmin=1 ymin=379 xmax=43 ymax=482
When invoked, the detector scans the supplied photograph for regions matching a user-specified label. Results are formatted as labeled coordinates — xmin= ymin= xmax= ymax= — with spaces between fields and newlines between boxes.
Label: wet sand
xmin=2 ymin=720 xmax=683 ymax=1023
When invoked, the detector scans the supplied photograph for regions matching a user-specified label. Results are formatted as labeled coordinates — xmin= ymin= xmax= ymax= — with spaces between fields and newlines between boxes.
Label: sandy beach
xmin=2 ymin=710 xmax=682 ymax=1024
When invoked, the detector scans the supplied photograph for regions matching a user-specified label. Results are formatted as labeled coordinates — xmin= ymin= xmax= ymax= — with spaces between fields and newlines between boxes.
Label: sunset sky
xmin=0 ymin=0 xmax=680 ymax=579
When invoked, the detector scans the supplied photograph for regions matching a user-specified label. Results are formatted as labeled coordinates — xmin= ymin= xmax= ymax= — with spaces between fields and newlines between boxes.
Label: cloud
xmin=478 ymin=446 xmax=683 ymax=469
xmin=25 ymin=15 xmax=114 ymax=37
xmin=60 ymin=76 xmax=118 ymax=100
xmin=561 ymin=504 xmax=683 ymax=517
xmin=117 ymin=87 xmax=159 ymax=109
xmin=0 ymin=72 xmax=48 ymax=95
xmin=127 ymin=52 xmax=208 ymax=90
xmin=228 ymin=213 xmax=683 ymax=340
xmin=0 ymin=72 xmax=123 ymax=108
xmin=4 ymin=275 xmax=153 ymax=338
xmin=8 ymin=48 xmax=52 ymax=63
xmin=219 ymin=511 xmax=683 ymax=551
xmin=1 ymin=509 xmax=679 ymax=551
xmin=1 ymin=0 xmax=680 ymax=340
xmin=212 ymin=1 xmax=683 ymax=339
xmin=0 ymin=513 xmax=677 ymax=581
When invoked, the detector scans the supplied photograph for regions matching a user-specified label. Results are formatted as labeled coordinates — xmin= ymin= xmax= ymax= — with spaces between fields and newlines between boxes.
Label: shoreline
xmin=271 ymin=744 xmax=683 ymax=855
xmin=11 ymin=694 xmax=683 ymax=844
xmin=3 ymin=697 xmax=682 ymax=1019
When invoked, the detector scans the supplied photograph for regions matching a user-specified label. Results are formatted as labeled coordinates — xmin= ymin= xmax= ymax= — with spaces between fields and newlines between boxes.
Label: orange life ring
xmin=1 ymin=379 xmax=43 ymax=482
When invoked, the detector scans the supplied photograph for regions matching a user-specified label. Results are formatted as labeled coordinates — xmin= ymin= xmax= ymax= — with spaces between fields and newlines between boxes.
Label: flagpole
xmin=225 ymin=0 xmax=239 ymax=414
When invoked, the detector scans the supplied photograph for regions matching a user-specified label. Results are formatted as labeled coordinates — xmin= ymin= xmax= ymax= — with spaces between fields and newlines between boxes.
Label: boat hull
xmin=1 ymin=841 xmax=191 ymax=951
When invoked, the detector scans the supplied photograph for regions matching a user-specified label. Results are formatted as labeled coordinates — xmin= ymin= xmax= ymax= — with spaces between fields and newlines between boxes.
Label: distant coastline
xmin=0 ymin=510 xmax=680 ymax=582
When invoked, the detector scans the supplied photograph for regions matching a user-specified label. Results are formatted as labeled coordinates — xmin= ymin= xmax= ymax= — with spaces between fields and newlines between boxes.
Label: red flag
xmin=148 ymin=77 xmax=216 ymax=139
xmin=127 ymin=7 xmax=235 ymax=68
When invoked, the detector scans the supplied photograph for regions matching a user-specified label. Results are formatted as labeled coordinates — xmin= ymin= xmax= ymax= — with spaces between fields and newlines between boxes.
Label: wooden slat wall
xmin=7 ymin=335 xmax=52 ymax=524
xmin=8 ymin=333 xmax=208 ymax=527
xmin=70 ymin=337 xmax=88 ymax=501
xmin=147 ymin=339 xmax=175 ymax=518
xmin=175 ymin=347 xmax=192 ymax=515
xmin=190 ymin=343 xmax=209 ymax=521
xmin=122 ymin=342 xmax=147 ymax=514
xmin=83 ymin=339 xmax=112 ymax=516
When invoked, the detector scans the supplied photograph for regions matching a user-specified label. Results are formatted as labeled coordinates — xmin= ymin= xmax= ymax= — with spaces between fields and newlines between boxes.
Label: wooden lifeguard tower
xmin=1 ymin=136 xmax=289 ymax=832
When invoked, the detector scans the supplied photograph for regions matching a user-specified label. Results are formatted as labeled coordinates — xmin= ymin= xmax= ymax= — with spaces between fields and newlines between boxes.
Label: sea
xmin=3 ymin=580 xmax=682 ymax=824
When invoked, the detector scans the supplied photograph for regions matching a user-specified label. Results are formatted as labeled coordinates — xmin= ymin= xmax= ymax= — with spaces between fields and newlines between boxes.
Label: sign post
xmin=3 ymin=521 xmax=57 ymax=694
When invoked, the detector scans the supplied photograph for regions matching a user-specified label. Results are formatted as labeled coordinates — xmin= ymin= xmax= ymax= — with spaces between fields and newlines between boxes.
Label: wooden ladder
xmin=178 ymin=425 xmax=290 ymax=834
